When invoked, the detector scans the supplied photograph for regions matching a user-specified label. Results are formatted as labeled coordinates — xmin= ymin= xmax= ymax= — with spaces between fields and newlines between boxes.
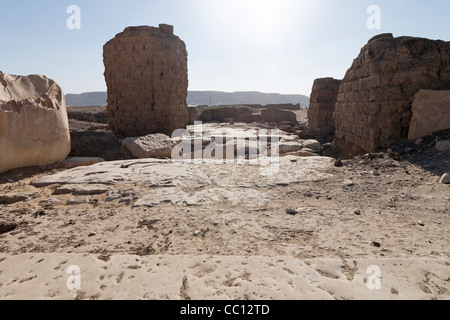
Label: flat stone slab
xmin=133 ymin=187 xmax=269 ymax=208
xmin=31 ymin=157 xmax=334 ymax=208
xmin=0 ymin=193 xmax=30 ymax=204
xmin=31 ymin=159 xmax=191 ymax=187
xmin=0 ymin=254 xmax=447 ymax=300
xmin=54 ymin=184 xmax=110 ymax=196
xmin=53 ymin=157 xmax=105 ymax=169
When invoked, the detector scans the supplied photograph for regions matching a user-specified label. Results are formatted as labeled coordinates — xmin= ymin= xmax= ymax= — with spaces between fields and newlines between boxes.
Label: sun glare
xmin=199 ymin=0 xmax=315 ymax=45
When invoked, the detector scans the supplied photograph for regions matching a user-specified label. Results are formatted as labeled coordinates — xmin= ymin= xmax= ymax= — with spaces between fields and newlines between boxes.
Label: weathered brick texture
xmin=103 ymin=24 xmax=188 ymax=137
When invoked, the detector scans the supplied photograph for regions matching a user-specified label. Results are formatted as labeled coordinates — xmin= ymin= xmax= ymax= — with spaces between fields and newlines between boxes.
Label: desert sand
xmin=0 ymin=107 xmax=448 ymax=300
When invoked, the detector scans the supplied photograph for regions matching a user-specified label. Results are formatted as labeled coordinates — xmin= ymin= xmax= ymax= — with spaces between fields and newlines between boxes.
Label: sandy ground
xmin=0 ymin=106 xmax=448 ymax=300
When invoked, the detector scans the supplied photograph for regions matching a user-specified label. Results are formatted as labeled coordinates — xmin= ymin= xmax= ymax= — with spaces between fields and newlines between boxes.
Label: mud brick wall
xmin=308 ymin=77 xmax=341 ymax=137
xmin=103 ymin=24 xmax=188 ymax=137
xmin=333 ymin=33 xmax=450 ymax=157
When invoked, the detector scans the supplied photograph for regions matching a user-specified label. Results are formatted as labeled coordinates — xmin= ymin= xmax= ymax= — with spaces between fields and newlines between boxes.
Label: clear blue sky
xmin=1 ymin=0 xmax=449 ymax=96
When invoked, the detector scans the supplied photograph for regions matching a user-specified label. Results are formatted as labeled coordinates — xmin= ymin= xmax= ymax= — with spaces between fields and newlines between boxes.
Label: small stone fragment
xmin=0 ymin=194 xmax=29 ymax=204
xmin=435 ymin=140 xmax=450 ymax=152
xmin=334 ymin=159 xmax=343 ymax=167
xmin=67 ymin=197 xmax=90 ymax=205
xmin=0 ymin=221 xmax=18 ymax=233
xmin=343 ymin=179 xmax=354 ymax=187
xmin=439 ymin=172 xmax=450 ymax=184
xmin=286 ymin=209 xmax=298 ymax=216
xmin=371 ymin=241 xmax=381 ymax=248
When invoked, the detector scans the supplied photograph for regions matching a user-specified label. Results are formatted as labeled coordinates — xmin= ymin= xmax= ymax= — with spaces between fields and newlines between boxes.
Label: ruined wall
xmin=261 ymin=108 xmax=297 ymax=123
xmin=201 ymin=106 xmax=253 ymax=123
xmin=103 ymin=24 xmax=188 ymax=137
xmin=408 ymin=89 xmax=450 ymax=140
xmin=333 ymin=33 xmax=450 ymax=157
xmin=308 ymin=78 xmax=341 ymax=137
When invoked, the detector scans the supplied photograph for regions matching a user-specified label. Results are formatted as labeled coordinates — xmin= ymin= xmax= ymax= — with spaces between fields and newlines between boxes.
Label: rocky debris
xmin=189 ymin=105 xmax=302 ymax=126
xmin=54 ymin=184 xmax=109 ymax=196
xmin=172 ymin=123 xmax=319 ymax=160
xmin=0 ymin=221 xmax=18 ymax=234
xmin=371 ymin=241 xmax=381 ymax=248
xmin=276 ymin=122 xmax=299 ymax=134
xmin=278 ymin=142 xmax=303 ymax=154
xmin=0 ymin=193 xmax=30 ymax=204
xmin=286 ymin=209 xmax=298 ymax=216
xmin=385 ymin=127 xmax=449 ymax=179
xmin=106 ymin=190 xmax=138 ymax=202
xmin=33 ymin=209 xmax=46 ymax=218
xmin=199 ymin=106 xmax=253 ymax=123
xmin=408 ymin=90 xmax=450 ymax=140
xmin=237 ymin=114 xmax=263 ymax=124
xmin=334 ymin=34 xmax=450 ymax=157
xmin=261 ymin=108 xmax=297 ymax=124
xmin=281 ymin=150 xmax=318 ymax=158
xmin=0 ymin=72 xmax=71 ymax=174
xmin=122 ymin=134 xmax=174 ymax=159
xmin=103 ymin=25 xmax=189 ymax=137
xmin=280 ymin=135 xmax=300 ymax=143
xmin=69 ymin=131 xmax=123 ymax=161
xmin=334 ymin=159 xmax=343 ymax=167
xmin=435 ymin=140 xmax=450 ymax=152
xmin=308 ymin=78 xmax=341 ymax=138
xmin=224 ymin=118 xmax=236 ymax=125
xmin=38 ymin=198 xmax=62 ymax=206
xmin=67 ymin=197 xmax=90 ymax=205
xmin=343 ymin=179 xmax=354 ymax=187
xmin=439 ymin=172 xmax=450 ymax=184
xmin=302 ymin=140 xmax=322 ymax=152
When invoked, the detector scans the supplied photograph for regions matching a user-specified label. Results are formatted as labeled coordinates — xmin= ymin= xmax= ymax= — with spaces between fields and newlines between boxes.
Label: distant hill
xmin=187 ymin=91 xmax=310 ymax=108
xmin=65 ymin=92 xmax=107 ymax=107
xmin=66 ymin=91 xmax=310 ymax=107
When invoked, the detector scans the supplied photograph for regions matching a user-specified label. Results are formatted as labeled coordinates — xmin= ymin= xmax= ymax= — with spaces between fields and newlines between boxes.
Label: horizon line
xmin=65 ymin=90 xmax=311 ymax=96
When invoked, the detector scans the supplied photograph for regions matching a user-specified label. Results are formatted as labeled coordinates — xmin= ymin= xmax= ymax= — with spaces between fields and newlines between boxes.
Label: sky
xmin=1 ymin=0 xmax=449 ymax=96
